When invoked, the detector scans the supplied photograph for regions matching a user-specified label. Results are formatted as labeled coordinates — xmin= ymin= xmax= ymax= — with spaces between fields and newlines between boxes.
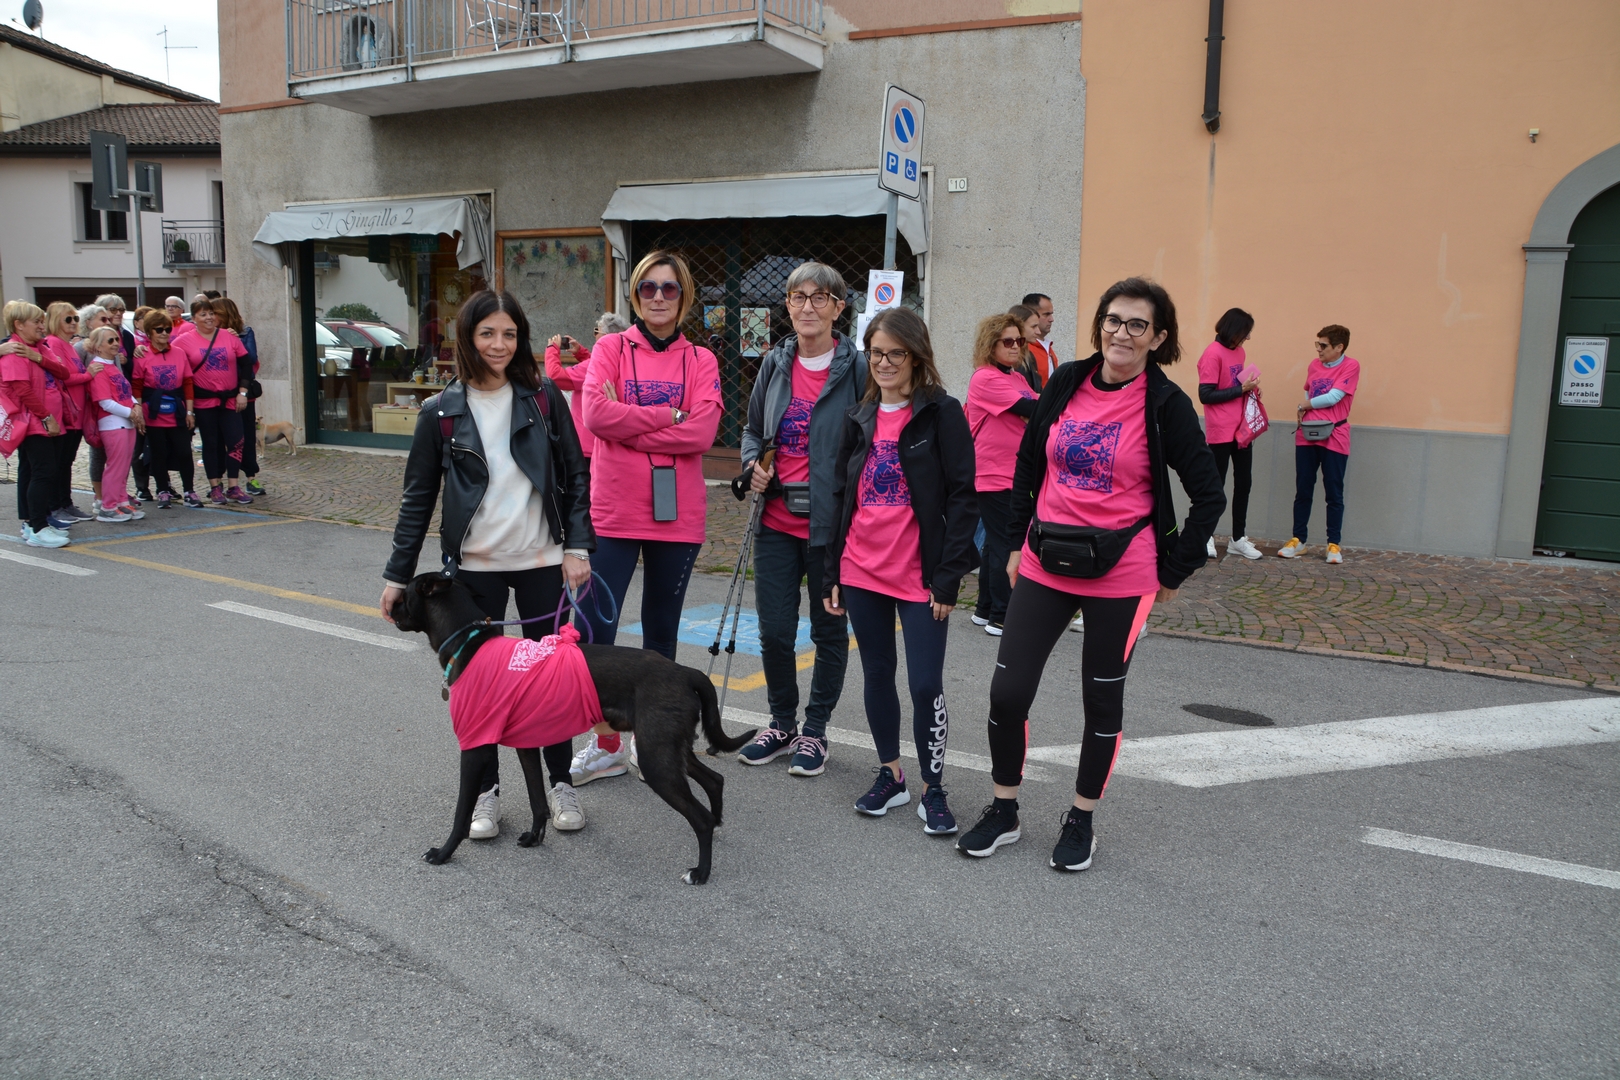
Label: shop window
xmin=77 ymin=183 xmax=127 ymax=242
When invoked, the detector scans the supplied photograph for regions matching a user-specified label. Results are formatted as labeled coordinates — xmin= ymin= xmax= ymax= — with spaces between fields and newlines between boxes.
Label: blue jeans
xmin=585 ymin=535 xmax=701 ymax=660
xmin=1293 ymin=444 xmax=1348 ymax=545
xmin=752 ymin=525 xmax=848 ymax=738
xmin=842 ymin=584 xmax=950 ymax=788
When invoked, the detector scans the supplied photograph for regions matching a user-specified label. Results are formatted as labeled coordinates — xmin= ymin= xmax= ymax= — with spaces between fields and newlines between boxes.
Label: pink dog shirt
xmin=448 ymin=624 xmax=603 ymax=751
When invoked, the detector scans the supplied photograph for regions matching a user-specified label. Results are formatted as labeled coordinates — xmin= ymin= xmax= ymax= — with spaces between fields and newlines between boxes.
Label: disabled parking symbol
xmin=904 ymin=159 xmax=917 ymax=182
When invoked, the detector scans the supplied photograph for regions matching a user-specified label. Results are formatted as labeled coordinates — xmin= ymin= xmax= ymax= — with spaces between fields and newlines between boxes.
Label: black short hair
xmin=1089 ymin=277 xmax=1181 ymax=366
xmin=1021 ymin=293 xmax=1051 ymax=308
xmin=1214 ymin=307 xmax=1254 ymax=349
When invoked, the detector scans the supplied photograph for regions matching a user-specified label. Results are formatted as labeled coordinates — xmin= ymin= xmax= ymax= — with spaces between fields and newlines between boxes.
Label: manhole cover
xmin=1182 ymin=703 xmax=1275 ymax=727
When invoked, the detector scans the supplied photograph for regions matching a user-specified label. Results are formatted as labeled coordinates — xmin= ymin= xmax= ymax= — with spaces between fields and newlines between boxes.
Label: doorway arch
xmin=1496 ymin=142 xmax=1620 ymax=558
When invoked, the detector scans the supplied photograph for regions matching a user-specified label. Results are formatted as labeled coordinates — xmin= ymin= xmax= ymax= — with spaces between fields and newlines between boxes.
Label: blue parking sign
xmin=886 ymin=151 xmax=899 ymax=174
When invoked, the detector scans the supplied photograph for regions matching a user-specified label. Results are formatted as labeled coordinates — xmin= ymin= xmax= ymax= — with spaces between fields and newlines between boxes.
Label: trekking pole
xmin=713 ymin=448 xmax=773 ymax=717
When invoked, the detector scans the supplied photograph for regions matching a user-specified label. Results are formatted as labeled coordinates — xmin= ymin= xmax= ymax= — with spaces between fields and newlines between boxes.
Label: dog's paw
xmin=517 ymin=829 xmax=544 ymax=847
xmin=423 ymin=847 xmax=452 ymax=865
xmin=682 ymin=867 xmax=710 ymax=885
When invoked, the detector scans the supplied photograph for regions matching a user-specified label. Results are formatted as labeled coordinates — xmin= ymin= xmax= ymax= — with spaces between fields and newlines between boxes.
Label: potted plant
xmin=171 ymin=238 xmax=191 ymax=263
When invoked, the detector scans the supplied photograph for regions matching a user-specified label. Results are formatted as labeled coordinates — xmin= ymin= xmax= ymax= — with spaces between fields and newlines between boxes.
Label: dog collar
xmin=438 ymin=619 xmax=491 ymax=700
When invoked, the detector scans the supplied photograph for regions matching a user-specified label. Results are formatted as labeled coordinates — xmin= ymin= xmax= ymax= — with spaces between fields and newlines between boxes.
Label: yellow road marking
xmin=709 ymin=638 xmax=856 ymax=691
xmin=74 ymin=519 xmax=294 ymax=549
xmin=72 ymin=547 xmax=378 ymax=618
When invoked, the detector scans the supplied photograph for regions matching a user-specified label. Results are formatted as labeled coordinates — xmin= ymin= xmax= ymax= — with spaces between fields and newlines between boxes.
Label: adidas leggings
xmin=986 ymin=576 xmax=1154 ymax=799
xmin=842 ymin=584 xmax=949 ymax=788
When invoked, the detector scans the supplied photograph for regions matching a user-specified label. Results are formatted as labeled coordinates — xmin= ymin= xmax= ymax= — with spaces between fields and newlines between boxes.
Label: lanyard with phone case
xmin=627 ymin=341 xmax=688 ymax=522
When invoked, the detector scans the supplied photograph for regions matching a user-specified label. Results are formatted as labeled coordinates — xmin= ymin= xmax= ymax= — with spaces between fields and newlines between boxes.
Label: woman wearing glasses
xmin=580 ymin=251 xmax=721 ymax=661
xmin=956 ymin=278 xmax=1224 ymax=872
xmin=823 ymin=307 xmax=978 ymax=837
xmin=967 ymin=313 xmax=1039 ymax=636
xmin=733 ymin=262 xmax=865 ymax=778
xmin=42 ymin=302 xmax=99 ymax=527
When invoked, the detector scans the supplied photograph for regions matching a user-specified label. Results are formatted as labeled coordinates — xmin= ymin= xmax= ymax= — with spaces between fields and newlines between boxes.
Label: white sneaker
xmin=22 ymin=525 xmax=70 ymax=549
xmin=1069 ymin=616 xmax=1084 ymax=633
xmin=116 ymin=503 xmax=146 ymax=521
xmin=570 ymin=739 xmax=631 ymax=785
xmin=469 ymin=786 xmax=500 ymax=840
xmin=548 ymin=782 xmax=584 ymax=831
xmin=984 ymin=622 xmax=1003 ymax=637
xmin=1228 ymin=536 xmax=1263 ymax=560
xmin=1206 ymin=537 xmax=1217 ymax=558
xmin=96 ymin=505 xmax=132 ymax=523
xmin=1277 ymin=537 xmax=1305 ymax=559
xmin=971 ymin=614 xmax=990 ymax=626
xmin=1325 ymin=543 xmax=1344 ymax=565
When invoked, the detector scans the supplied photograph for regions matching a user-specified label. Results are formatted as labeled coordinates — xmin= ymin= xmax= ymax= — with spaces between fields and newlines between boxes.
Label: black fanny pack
xmin=780 ymin=481 xmax=811 ymax=517
xmin=1028 ymin=512 xmax=1153 ymax=579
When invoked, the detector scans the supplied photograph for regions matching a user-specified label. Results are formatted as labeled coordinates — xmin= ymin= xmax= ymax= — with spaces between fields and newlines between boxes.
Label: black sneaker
xmin=1049 ymin=809 xmax=1096 ymax=871
xmin=957 ymin=801 xmax=1020 ymax=857
xmin=854 ymin=766 xmax=909 ymax=816
xmin=916 ymin=785 xmax=957 ymax=835
xmin=738 ymin=725 xmax=796 ymax=765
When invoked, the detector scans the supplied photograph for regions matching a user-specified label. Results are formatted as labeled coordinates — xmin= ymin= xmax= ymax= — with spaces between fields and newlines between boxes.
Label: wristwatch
xmin=673 ymin=408 xmax=687 ymax=425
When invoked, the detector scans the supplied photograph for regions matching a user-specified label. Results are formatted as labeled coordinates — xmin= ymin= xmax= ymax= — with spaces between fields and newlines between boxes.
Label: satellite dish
xmin=22 ymin=0 xmax=42 ymax=30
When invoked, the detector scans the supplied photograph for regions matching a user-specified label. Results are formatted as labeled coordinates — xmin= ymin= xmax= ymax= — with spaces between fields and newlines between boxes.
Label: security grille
xmin=629 ymin=215 xmax=921 ymax=447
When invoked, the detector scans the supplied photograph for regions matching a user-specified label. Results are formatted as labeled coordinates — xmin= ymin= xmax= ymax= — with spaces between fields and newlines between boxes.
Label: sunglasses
xmin=637 ymin=280 xmax=681 ymax=301
xmin=64 ymin=316 xmax=80 ymax=323
xmin=998 ymin=336 xmax=1025 ymax=350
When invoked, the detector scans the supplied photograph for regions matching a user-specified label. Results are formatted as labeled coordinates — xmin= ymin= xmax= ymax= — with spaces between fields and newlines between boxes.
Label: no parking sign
xmin=878 ymin=84 xmax=925 ymax=201
xmin=1560 ymin=337 xmax=1607 ymax=407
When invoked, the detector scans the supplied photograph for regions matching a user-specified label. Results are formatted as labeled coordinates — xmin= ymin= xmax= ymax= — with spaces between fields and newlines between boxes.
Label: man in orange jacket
xmin=1021 ymin=292 xmax=1059 ymax=386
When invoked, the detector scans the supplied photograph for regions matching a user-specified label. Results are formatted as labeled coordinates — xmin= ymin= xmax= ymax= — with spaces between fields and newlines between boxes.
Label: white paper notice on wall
xmin=1560 ymin=337 xmax=1607 ymax=407
xmin=855 ymin=269 xmax=905 ymax=345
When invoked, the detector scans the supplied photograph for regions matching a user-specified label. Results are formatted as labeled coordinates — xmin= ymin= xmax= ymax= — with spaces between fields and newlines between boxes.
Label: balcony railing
xmin=288 ymin=0 xmax=823 ymax=82
xmin=162 ymin=220 xmax=225 ymax=269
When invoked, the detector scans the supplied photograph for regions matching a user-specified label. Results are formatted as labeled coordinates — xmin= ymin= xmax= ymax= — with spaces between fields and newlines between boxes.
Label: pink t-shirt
xmin=46 ymin=336 xmax=91 ymax=430
xmin=1198 ymin=340 xmax=1247 ymax=445
xmin=1295 ymin=355 xmax=1361 ymax=455
xmin=132 ymin=348 xmax=190 ymax=428
xmin=544 ymin=341 xmax=594 ymax=457
xmin=761 ymin=357 xmax=831 ymax=539
xmin=89 ymin=365 xmax=136 ymax=429
xmin=840 ymin=403 xmax=929 ymax=603
xmin=966 ymin=363 xmax=1036 ymax=492
xmin=581 ymin=327 xmax=723 ymax=545
xmin=0 ymin=335 xmax=51 ymax=440
xmin=188 ymin=329 xmax=249 ymax=408
xmin=1018 ymin=372 xmax=1159 ymax=599
xmin=447 ymin=626 xmax=603 ymax=752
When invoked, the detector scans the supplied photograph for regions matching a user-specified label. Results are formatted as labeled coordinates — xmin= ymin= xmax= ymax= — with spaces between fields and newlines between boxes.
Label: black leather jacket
xmin=384 ymin=377 xmax=594 ymax=583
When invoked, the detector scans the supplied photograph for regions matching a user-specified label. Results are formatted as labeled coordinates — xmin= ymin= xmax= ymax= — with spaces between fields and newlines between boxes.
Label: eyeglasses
xmin=1101 ymin=314 xmax=1151 ymax=338
xmin=1314 ymin=341 xmax=1333 ymax=351
xmin=637 ymin=280 xmax=681 ymax=301
xmin=869 ymin=348 xmax=911 ymax=368
xmin=998 ymin=336 xmax=1025 ymax=350
xmin=786 ymin=291 xmax=835 ymax=310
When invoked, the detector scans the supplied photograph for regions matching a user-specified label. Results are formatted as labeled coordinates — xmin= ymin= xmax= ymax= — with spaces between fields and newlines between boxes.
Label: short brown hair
xmin=973 ymin=313 xmax=1024 ymax=369
xmin=1089 ymin=277 xmax=1181 ymax=366
xmin=629 ymin=249 xmax=697 ymax=326
xmin=861 ymin=307 xmax=943 ymax=402
xmin=1317 ymin=324 xmax=1350 ymax=350
xmin=142 ymin=310 xmax=173 ymax=336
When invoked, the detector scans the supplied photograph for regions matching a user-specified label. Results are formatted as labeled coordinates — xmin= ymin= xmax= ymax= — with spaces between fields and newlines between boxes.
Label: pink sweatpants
xmin=100 ymin=426 xmax=136 ymax=507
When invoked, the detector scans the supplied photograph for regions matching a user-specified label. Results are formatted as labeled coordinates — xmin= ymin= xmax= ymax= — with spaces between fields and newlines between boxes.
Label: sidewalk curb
xmin=1146 ymin=627 xmax=1619 ymax=695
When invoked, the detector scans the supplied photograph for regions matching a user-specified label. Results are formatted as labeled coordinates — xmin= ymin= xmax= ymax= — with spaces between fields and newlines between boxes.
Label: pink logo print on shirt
xmin=623 ymin=379 xmax=684 ymax=406
xmin=507 ymin=636 xmax=559 ymax=672
xmin=1053 ymin=418 xmax=1122 ymax=493
xmin=777 ymin=397 xmax=813 ymax=455
xmin=859 ymin=440 xmax=910 ymax=506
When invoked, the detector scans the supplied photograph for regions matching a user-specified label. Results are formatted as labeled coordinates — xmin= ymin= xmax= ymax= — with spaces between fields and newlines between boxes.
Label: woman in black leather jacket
xmin=380 ymin=289 xmax=596 ymax=839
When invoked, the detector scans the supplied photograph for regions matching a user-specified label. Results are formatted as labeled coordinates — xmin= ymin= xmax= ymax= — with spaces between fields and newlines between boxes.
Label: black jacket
xmin=384 ymin=376 xmax=594 ymax=584
xmin=823 ymin=387 xmax=980 ymax=607
xmin=1010 ymin=353 xmax=1225 ymax=592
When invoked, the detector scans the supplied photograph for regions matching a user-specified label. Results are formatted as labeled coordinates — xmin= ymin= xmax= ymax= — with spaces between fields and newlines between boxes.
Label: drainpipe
xmin=1201 ymin=0 xmax=1224 ymax=133
xmin=756 ymin=0 xmax=765 ymax=41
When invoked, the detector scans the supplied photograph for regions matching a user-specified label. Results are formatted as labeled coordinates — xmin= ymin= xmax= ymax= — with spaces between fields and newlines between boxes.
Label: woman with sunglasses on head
xmin=131 ymin=311 xmax=199 ymax=508
xmin=580 ymin=251 xmax=721 ymax=662
xmin=967 ymin=313 xmax=1040 ymax=637
xmin=383 ymin=290 xmax=596 ymax=839
xmin=822 ymin=307 xmax=978 ymax=837
xmin=957 ymin=278 xmax=1225 ymax=871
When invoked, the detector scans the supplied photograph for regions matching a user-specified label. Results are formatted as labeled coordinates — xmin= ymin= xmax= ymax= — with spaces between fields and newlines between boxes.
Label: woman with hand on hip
xmin=957 ymin=278 xmax=1225 ymax=871
xmin=967 ymin=313 xmax=1039 ymax=636
xmin=823 ymin=307 xmax=978 ymax=837
xmin=579 ymin=251 xmax=721 ymax=661
xmin=382 ymin=290 xmax=596 ymax=839
xmin=1197 ymin=307 xmax=1262 ymax=560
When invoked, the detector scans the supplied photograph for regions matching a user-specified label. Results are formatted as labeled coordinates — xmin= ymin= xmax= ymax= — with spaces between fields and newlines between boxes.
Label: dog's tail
xmin=691 ymin=667 xmax=756 ymax=754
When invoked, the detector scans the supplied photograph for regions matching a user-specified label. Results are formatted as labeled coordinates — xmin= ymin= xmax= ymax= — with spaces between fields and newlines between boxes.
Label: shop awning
xmin=601 ymin=173 xmax=928 ymax=268
xmin=251 ymin=195 xmax=492 ymax=271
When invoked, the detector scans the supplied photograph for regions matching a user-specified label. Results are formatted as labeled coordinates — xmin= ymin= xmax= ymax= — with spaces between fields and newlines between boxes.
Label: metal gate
xmin=629 ymin=215 xmax=921 ymax=447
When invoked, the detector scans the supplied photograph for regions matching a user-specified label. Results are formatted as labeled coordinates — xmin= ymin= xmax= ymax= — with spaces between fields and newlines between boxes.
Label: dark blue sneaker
xmin=1049 ymin=808 xmax=1097 ymax=871
xmin=854 ymin=766 xmax=909 ymax=816
xmin=738 ymin=725 xmax=796 ymax=766
xmin=957 ymin=801 xmax=1021 ymax=857
xmin=917 ymin=785 xmax=957 ymax=835
xmin=46 ymin=511 xmax=76 ymax=530
xmin=786 ymin=733 xmax=828 ymax=777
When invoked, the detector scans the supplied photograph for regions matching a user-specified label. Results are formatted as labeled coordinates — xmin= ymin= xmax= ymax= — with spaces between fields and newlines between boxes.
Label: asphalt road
xmin=1 ymin=511 xmax=1615 ymax=1079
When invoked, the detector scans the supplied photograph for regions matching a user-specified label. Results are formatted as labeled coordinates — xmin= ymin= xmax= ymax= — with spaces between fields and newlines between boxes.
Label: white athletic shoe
xmin=22 ymin=525 xmax=70 ymax=549
xmin=1069 ymin=616 xmax=1084 ymax=633
xmin=1228 ymin=536 xmax=1263 ymax=560
xmin=570 ymin=739 xmax=632 ymax=785
xmin=548 ymin=782 xmax=584 ymax=831
xmin=1206 ymin=537 xmax=1217 ymax=558
xmin=469 ymin=786 xmax=500 ymax=840
xmin=96 ymin=505 xmax=132 ymax=523
xmin=1277 ymin=537 xmax=1305 ymax=559
xmin=971 ymin=614 xmax=990 ymax=626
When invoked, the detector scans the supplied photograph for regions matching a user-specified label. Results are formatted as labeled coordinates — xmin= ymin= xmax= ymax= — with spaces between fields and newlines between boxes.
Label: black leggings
xmin=975 ymin=488 xmax=1014 ymax=623
xmin=53 ymin=430 xmax=82 ymax=510
xmin=239 ymin=399 xmax=258 ymax=478
xmin=145 ymin=424 xmax=195 ymax=495
xmin=1207 ymin=441 xmax=1252 ymax=539
xmin=16 ymin=434 xmax=61 ymax=530
xmin=194 ymin=406 xmax=243 ymax=481
xmin=457 ymin=564 xmax=574 ymax=793
xmin=987 ymin=576 xmax=1153 ymax=799
xmin=842 ymin=584 xmax=950 ymax=788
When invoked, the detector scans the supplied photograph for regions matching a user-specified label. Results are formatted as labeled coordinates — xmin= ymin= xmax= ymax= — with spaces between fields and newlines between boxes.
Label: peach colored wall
xmin=1078 ymin=0 xmax=1620 ymax=435
xmin=218 ymin=0 xmax=293 ymax=110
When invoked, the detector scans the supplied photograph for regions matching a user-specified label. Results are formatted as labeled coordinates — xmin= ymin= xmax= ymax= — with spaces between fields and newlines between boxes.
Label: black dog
xmin=391 ymin=573 xmax=757 ymax=884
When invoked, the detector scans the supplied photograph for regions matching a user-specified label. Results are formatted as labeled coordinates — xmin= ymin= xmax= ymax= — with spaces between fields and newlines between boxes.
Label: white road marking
xmin=207 ymin=600 xmax=418 ymax=651
xmin=0 ymin=548 xmax=96 ymax=575
xmin=1361 ymin=828 xmax=1620 ymax=890
xmin=1025 ymin=698 xmax=1620 ymax=788
xmin=723 ymin=706 xmax=1053 ymax=781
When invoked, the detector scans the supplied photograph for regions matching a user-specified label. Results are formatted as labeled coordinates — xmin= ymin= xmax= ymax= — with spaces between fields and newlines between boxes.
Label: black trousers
xmin=456 ymin=564 xmax=575 ymax=794
xmin=239 ymin=399 xmax=259 ymax=477
xmin=53 ymin=430 xmax=82 ymax=510
xmin=16 ymin=434 xmax=62 ymax=531
xmin=986 ymin=575 xmax=1153 ymax=799
xmin=1207 ymin=441 xmax=1252 ymax=539
xmin=145 ymin=424 xmax=194 ymax=495
xmin=195 ymin=406 xmax=243 ymax=481
xmin=974 ymin=488 xmax=1015 ymax=623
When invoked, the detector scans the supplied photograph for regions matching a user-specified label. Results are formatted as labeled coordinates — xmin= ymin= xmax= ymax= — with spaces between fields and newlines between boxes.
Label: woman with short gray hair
xmin=733 ymin=261 xmax=866 ymax=778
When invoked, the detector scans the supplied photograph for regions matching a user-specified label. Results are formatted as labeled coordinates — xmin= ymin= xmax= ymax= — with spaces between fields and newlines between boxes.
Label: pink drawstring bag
xmin=1234 ymin=390 xmax=1269 ymax=449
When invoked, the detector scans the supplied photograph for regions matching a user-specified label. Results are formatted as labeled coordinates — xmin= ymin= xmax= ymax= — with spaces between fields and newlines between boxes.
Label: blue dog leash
xmin=436 ymin=571 xmax=618 ymax=700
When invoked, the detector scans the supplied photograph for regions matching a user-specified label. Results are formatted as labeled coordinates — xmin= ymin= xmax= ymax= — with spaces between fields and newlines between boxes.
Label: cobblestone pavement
xmin=29 ymin=446 xmax=1613 ymax=691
